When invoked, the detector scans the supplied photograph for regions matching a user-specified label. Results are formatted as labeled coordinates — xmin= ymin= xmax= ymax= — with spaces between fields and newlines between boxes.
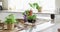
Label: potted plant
xmin=5 ymin=14 xmax=16 ymax=30
xmin=23 ymin=10 xmax=36 ymax=23
xmin=27 ymin=15 xmax=36 ymax=23
xmin=29 ymin=3 xmax=42 ymax=12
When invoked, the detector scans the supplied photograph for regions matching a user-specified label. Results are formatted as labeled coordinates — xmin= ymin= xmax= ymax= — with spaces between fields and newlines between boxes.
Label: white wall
xmin=55 ymin=0 xmax=60 ymax=29
xmin=55 ymin=0 xmax=60 ymax=8
xmin=55 ymin=0 xmax=60 ymax=14
xmin=8 ymin=0 xmax=55 ymax=11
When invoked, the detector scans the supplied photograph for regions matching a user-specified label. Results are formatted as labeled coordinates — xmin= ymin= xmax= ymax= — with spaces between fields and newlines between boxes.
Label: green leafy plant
xmin=23 ymin=10 xmax=36 ymax=23
xmin=29 ymin=3 xmax=34 ymax=8
xmin=5 ymin=14 xmax=16 ymax=24
xmin=27 ymin=15 xmax=36 ymax=23
xmin=32 ymin=15 xmax=36 ymax=20
xmin=23 ymin=10 xmax=36 ymax=20
xmin=29 ymin=3 xmax=39 ymax=9
xmin=29 ymin=3 xmax=42 ymax=12
xmin=27 ymin=15 xmax=36 ymax=20
xmin=23 ymin=10 xmax=30 ymax=16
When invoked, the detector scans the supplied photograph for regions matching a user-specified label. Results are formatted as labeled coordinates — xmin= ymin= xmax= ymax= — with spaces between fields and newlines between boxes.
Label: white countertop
xmin=19 ymin=21 xmax=55 ymax=32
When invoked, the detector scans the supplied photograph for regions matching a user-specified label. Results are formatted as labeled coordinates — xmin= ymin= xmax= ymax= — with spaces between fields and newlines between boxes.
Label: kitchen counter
xmin=17 ymin=21 xmax=55 ymax=32
xmin=0 ymin=21 xmax=54 ymax=32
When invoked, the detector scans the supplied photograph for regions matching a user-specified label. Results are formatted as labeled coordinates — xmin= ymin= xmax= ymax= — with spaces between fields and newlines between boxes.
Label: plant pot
xmin=28 ymin=20 xmax=36 ymax=23
xmin=7 ymin=24 xmax=14 ymax=30
xmin=38 ymin=7 xmax=42 ymax=12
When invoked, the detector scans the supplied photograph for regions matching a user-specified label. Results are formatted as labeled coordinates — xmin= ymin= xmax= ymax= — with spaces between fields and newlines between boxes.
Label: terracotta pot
xmin=7 ymin=24 xmax=14 ymax=30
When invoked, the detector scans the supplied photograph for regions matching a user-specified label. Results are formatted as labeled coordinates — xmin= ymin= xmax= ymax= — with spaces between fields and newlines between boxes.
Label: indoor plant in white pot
xmin=5 ymin=14 xmax=16 ymax=30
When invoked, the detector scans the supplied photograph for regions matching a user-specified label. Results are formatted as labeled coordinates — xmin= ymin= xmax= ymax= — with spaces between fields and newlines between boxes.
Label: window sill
xmin=0 ymin=10 xmax=55 ymax=14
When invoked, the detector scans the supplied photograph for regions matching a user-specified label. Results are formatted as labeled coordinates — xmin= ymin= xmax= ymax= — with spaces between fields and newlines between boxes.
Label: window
xmin=8 ymin=0 xmax=55 ymax=13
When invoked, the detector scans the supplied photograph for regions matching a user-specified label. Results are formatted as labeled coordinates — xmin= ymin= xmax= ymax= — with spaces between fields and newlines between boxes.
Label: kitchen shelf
xmin=0 ymin=10 xmax=56 ymax=14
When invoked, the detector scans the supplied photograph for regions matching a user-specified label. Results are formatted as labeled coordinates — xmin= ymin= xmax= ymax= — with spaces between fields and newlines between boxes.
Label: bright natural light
xmin=8 ymin=0 xmax=55 ymax=12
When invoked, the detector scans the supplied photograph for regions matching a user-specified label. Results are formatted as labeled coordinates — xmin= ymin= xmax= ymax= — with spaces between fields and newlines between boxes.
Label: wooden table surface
xmin=0 ymin=30 xmax=16 ymax=32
